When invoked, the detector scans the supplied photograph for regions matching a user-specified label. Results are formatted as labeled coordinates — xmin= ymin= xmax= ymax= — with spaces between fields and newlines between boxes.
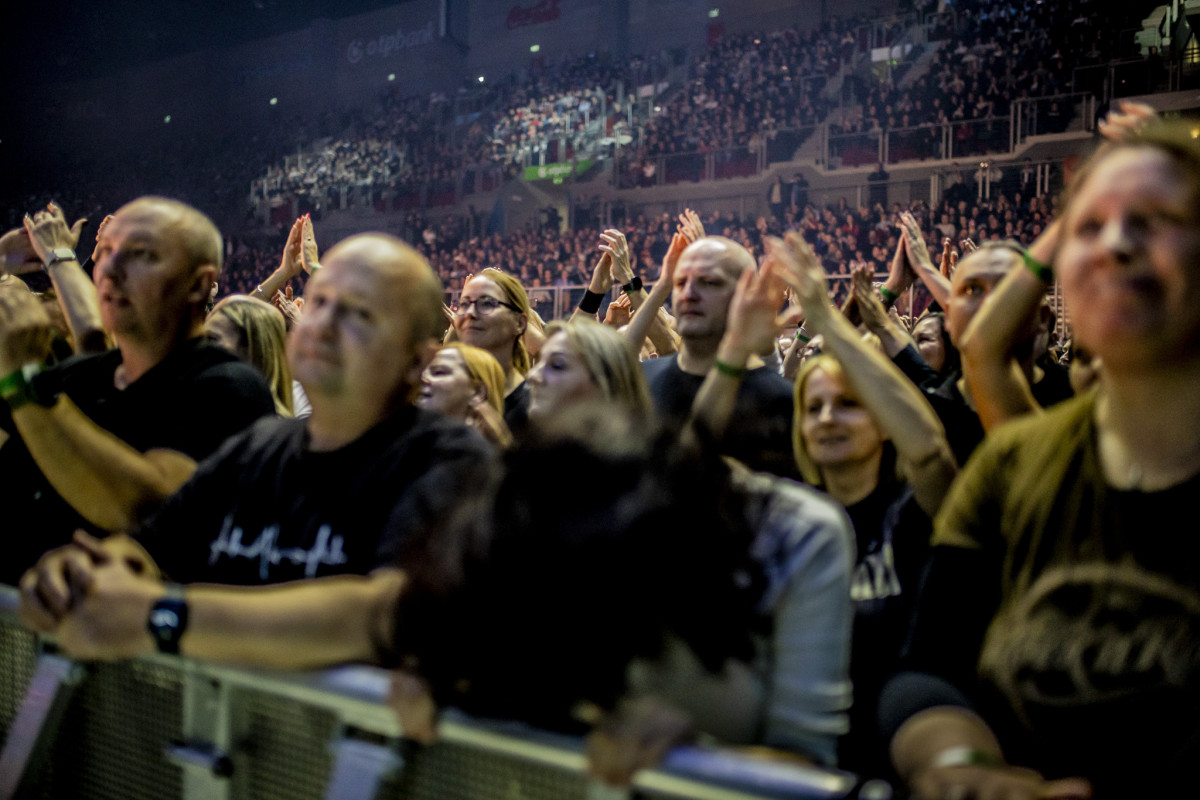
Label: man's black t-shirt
xmin=0 ymin=340 xmax=275 ymax=584
xmin=135 ymin=406 xmax=495 ymax=585
xmin=643 ymin=355 xmax=798 ymax=479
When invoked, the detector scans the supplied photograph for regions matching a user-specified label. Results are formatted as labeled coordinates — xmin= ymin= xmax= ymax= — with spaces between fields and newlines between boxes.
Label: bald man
xmin=0 ymin=197 xmax=275 ymax=584
xmin=642 ymin=237 xmax=797 ymax=478
xmin=20 ymin=233 xmax=494 ymax=657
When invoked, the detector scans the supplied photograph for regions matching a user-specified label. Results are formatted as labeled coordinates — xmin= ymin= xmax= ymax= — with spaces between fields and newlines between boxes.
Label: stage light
xmin=388 ymin=74 xmax=396 ymax=81
xmin=530 ymin=44 xmax=540 ymax=52
xmin=709 ymin=8 xmax=719 ymax=18
xmin=269 ymin=97 xmax=278 ymax=105
xmin=478 ymin=76 xmax=485 ymax=83
xmin=164 ymin=115 xmax=172 ymax=123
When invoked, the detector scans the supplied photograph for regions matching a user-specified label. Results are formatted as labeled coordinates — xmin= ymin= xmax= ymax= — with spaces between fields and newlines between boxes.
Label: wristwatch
xmin=147 ymin=585 xmax=189 ymax=655
xmin=43 ymin=247 xmax=77 ymax=270
xmin=0 ymin=363 xmax=54 ymax=411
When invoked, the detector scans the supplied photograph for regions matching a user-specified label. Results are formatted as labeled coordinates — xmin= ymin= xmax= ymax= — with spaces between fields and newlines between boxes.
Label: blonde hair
xmin=479 ymin=268 xmax=534 ymax=374
xmin=208 ymin=295 xmax=293 ymax=416
xmin=792 ymin=354 xmax=893 ymax=487
xmin=543 ymin=318 xmax=653 ymax=419
xmin=441 ymin=342 xmax=506 ymax=415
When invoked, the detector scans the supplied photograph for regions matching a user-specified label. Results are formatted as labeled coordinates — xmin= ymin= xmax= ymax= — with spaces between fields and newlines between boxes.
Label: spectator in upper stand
xmin=0 ymin=197 xmax=276 ymax=585
xmin=641 ymin=236 xmax=797 ymax=479
xmin=867 ymin=163 xmax=890 ymax=210
xmin=768 ymin=175 xmax=787 ymax=224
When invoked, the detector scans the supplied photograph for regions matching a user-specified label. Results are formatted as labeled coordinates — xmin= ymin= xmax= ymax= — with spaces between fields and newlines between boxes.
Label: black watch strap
xmin=147 ymin=585 xmax=189 ymax=655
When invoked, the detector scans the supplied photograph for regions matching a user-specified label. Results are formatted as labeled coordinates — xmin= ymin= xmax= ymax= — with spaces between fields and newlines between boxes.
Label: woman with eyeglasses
xmin=451 ymin=269 xmax=536 ymax=427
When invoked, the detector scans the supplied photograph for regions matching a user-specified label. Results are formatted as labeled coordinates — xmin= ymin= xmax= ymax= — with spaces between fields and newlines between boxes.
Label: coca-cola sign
xmin=506 ymin=0 xmax=561 ymax=30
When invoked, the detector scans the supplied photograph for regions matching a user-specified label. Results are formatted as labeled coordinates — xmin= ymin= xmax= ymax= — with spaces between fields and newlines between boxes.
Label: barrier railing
xmin=0 ymin=585 xmax=889 ymax=800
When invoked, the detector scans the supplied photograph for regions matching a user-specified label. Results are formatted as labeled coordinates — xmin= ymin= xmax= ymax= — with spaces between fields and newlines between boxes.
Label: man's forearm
xmin=45 ymin=258 xmax=108 ymax=353
xmin=13 ymin=394 xmax=196 ymax=531
xmin=626 ymin=280 xmax=671 ymax=350
xmin=181 ymin=570 xmax=404 ymax=668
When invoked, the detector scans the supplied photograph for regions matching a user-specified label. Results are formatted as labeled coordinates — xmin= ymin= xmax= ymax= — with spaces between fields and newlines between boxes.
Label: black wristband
xmin=578 ymin=289 xmax=605 ymax=314
xmin=621 ymin=276 xmax=643 ymax=294
xmin=147 ymin=585 xmax=189 ymax=655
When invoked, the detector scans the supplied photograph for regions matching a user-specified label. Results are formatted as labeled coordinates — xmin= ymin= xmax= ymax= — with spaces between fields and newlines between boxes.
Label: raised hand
xmin=90 ymin=215 xmax=115 ymax=264
xmin=940 ymin=237 xmax=954 ymax=280
xmin=604 ymin=292 xmax=633 ymax=327
xmin=599 ymin=228 xmax=634 ymax=285
xmin=899 ymin=212 xmax=934 ymax=273
xmin=587 ymin=250 xmax=615 ymax=294
xmin=273 ymin=285 xmax=304 ymax=331
xmin=300 ymin=214 xmax=320 ymax=274
xmin=852 ymin=266 xmax=890 ymax=333
xmin=1097 ymin=99 xmax=1156 ymax=143
xmin=767 ymin=232 xmax=830 ymax=318
xmin=279 ymin=217 xmax=305 ymax=279
xmin=720 ymin=260 xmax=794 ymax=364
xmin=0 ymin=227 xmax=42 ymax=275
xmin=23 ymin=201 xmax=87 ymax=265
xmin=676 ymin=208 xmax=706 ymax=243
xmin=660 ymin=232 xmax=689 ymax=285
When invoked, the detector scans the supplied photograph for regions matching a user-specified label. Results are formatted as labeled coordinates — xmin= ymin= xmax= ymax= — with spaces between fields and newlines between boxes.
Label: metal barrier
xmin=0 ymin=586 xmax=889 ymax=800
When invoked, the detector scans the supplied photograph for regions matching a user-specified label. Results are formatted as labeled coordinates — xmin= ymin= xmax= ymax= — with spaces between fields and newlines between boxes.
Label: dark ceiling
xmin=2 ymin=1 xmax=417 ymax=87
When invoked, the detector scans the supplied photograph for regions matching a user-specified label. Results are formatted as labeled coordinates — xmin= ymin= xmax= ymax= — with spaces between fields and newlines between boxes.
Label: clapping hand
xmin=599 ymin=228 xmax=633 ymax=285
xmin=676 ymin=208 xmax=705 ymax=244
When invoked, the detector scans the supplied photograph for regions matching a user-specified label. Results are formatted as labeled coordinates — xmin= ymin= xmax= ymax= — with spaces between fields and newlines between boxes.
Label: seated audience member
xmin=0 ymin=197 xmax=275 ymax=584
xmin=23 ymin=402 xmax=853 ymax=781
xmin=20 ymin=232 xmax=492 ymax=594
xmin=641 ymin=235 xmax=797 ymax=478
xmin=883 ymin=122 xmax=1200 ymax=799
xmin=417 ymin=342 xmax=511 ymax=447
xmin=205 ymin=295 xmax=294 ymax=417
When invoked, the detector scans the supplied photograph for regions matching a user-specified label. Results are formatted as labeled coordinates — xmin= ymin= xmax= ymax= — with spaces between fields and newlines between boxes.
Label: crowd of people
xmin=246 ymin=0 xmax=1144 ymax=211
xmin=252 ymin=51 xmax=644 ymax=220
xmin=218 ymin=173 xmax=1060 ymax=337
xmin=3 ymin=95 xmax=1199 ymax=798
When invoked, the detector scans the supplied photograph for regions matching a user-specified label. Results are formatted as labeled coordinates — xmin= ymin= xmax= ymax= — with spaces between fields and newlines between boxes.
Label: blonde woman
xmin=418 ymin=342 xmax=511 ymax=446
xmin=451 ymin=268 xmax=536 ymax=426
xmin=527 ymin=318 xmax=652 ymax=420
xmin=206 ymin=295 xmax=295 ymax=416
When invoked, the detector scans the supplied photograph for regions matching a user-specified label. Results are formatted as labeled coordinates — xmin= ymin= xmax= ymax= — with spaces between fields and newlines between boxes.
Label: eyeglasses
xmin=452 ymin=296 xmax=521 ymax=316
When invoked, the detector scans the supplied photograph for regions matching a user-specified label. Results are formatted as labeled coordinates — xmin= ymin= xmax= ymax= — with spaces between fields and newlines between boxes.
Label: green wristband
xmin=0 ymin=364 xmax=50 ymax=411
xmin=713 ymin=358 xmax=748 ymax=379
xmin=794 ymin=326 xmax=811 ymax=343
xmin=879 ymin=286 xmax=899 ymax=305
xmin=1023 ymin=250 xmax=1053 ymax=283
